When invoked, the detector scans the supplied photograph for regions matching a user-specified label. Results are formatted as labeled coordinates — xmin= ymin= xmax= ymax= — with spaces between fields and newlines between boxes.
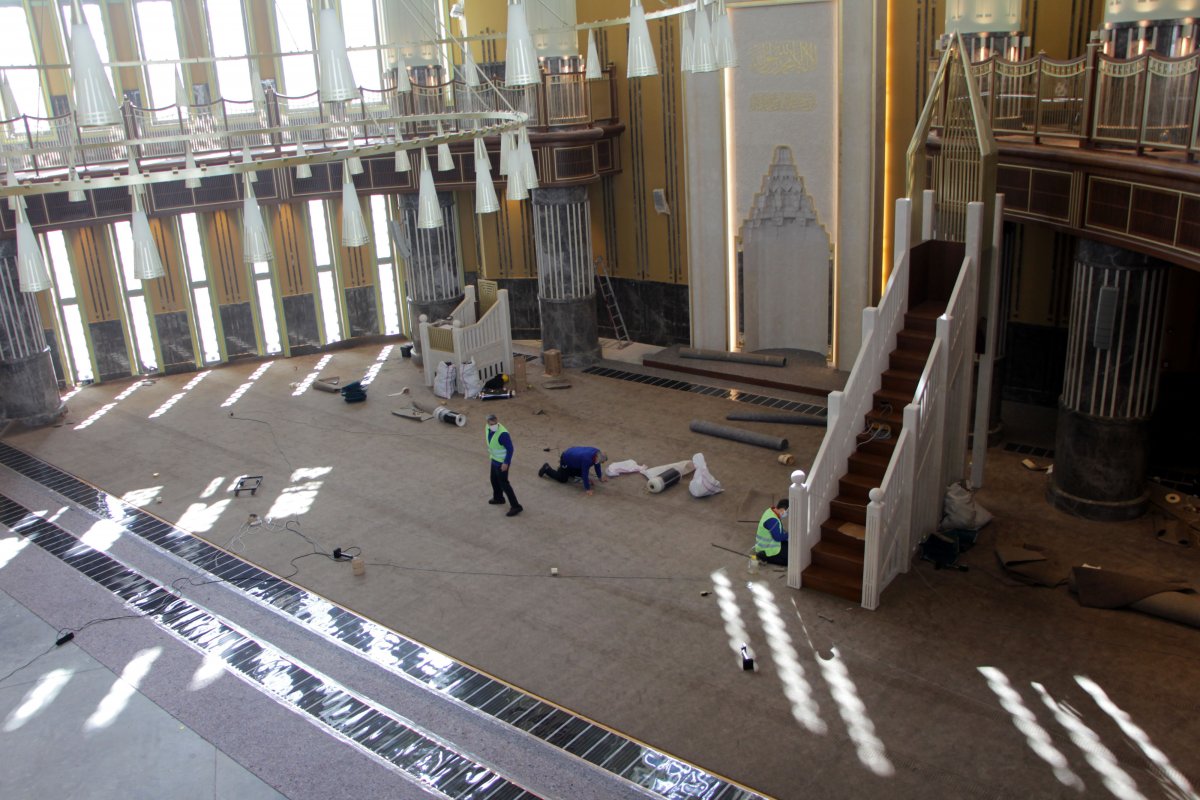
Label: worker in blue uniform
xmin=486 ymin=413 xmax=522 ymax=516
xmin=538 ymin=447 xmax=608 ymax=496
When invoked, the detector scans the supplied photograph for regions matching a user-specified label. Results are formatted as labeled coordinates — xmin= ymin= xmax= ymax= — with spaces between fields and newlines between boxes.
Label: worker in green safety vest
xmin=486 ymin=413 xmax=523 ymax=517
xmin=754 ymin=499 xmax=789 ymax=566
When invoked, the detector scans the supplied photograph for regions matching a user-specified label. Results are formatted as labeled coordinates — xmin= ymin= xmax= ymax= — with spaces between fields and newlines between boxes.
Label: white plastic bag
xmin=689 ymin=453 xmax=723 ymax=497
xmin=606 ymin=459 xmax=645 ymax=476
xmin=459 ymin=360 xmax=482 ymax=399
xmin=941 ymin=482 xmax=993 ymax=531
xmin=433 ymin=361 xmax=457 ymax=399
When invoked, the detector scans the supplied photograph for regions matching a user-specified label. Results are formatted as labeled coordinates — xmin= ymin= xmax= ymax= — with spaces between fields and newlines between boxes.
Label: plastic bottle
xmin=747 ymin=554 xmax=760 ymax=575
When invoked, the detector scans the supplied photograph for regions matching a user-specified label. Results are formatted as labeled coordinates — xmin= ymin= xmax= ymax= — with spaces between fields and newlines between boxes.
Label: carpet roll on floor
xmin=689 ymin=420 xmax=788 ymax=451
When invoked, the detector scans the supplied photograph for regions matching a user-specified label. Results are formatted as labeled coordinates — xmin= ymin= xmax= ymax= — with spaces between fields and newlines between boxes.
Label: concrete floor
xmin=2 ymin=341 xmax=1198 ymax=800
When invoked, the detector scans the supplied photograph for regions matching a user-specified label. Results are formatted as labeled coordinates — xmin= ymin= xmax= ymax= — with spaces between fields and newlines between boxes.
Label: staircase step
xmin=811 ymin=538 xmax=865 ymax=574
xmin=838 ymin=472 xmax=878 ymax=500
xmin=819 ymin=519 xmax=868 ymax=549
xmin=890 ymin=349 xmax=928 ymax=373
xmin=848 ymin=451 xmax=891 ymax=479
xmin=903 ymin=309 xmax=939 ymax=333
xmin=873 ymin=388 xmax=913 ymax=414
xmin=801 ymin=564 xmax=863 ymax=603
xmin=855 ymin=434 xmax=896 ymax=457
xmin=908 ymin=300 xmax=947 ymax=320
xmin=881 ymin=368 xmax=921 ymax=394
xmin=830 ymin=495 xmax=867 ymax=525
xmin=864 ymin=408 xmax=903 ymax=433
xmin=897 ymin=329 xmax=935 ymax=353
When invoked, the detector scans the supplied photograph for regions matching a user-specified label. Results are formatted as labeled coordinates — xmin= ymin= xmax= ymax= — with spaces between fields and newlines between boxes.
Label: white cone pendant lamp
xmin=505 ymin=145 xmax=527 ymax=202
xmin=294 ymin=141 xmax=313 ymax=180
xmin=5 ymin=169 xmax=19 ymax=211
xmin=436 ymin=121 xmax=454 ymax=171
xmin=474 ymin=138 xmax=499 ymax=214
xmin=498 ymin=131 xmax=513 ymax=177
xmin=626 ymin=1 xmax=658 ymax=78
xmin=242 ymin=175 xmax=272 ymax=263
xmin=1 ymin=73 xmax=19 ymax=120
xmin=712 ymin=0 xmax=737 ymax=69
xmin=317 ymin=5 xmax=359 ymax=103
xmin=345 ymin=140 xmax=363 ymax=175
xmin=69 ymin=1 xmax=120 ymax=126
xmin=130 ymin=191 xmax=165 ymax=281
xmin=505 ymin=1 xmax=540 ymax=87
xmin=16 ymin=204 xmax=51 ymax=292
xmin=394 ymin=134 xmax=411 ymax=173
xmin=393 ymin=47 xmax=412 ymax=93
xmin=586 ymin=30 xmax=602 ymax=80
xmin=690 ymin=4 xmax=716 ymax=73
xmin=518 ymin=127 xmax=538 ymax=190
xmin=341 ymin=166 xmax=369 ymax=247
xmin=416 ymin=148 xmax=443 ymax=229
xmin=680 ymin=13 xmax=694 ymax=74
xmin=174 ymin=68 xmax=189 ymax=111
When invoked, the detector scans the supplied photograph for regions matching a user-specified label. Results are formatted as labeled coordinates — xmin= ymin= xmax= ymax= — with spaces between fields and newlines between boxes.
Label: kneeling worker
xmin=754 ymin=499 xmax=789 ymax=565
xmin=539 ymin=447 xmax=608 ymax=496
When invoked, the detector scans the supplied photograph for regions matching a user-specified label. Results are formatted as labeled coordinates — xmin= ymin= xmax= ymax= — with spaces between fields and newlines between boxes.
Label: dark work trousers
xmin=542 ymin=464 xmax=581 ymax=483
xmin=756 ymin=540 xmax=788 ymax=567
xmin=490 ymin=461 xmax=520 ymax=508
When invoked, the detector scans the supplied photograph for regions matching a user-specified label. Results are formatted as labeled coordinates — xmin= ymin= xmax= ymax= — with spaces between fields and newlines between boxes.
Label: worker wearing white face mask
xmin=486 ymin=413 xmax=523 ymax=517
xmin=753 ymin=499 xmax=789 ymax=566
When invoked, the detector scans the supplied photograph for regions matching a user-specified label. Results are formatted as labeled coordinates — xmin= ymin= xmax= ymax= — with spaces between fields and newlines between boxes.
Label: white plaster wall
xmin=682 ymin=0 xmax=882 ymax=365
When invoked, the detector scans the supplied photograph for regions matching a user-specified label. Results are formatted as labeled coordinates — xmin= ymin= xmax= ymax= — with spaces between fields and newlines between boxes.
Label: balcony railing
xmin=0 ymin=65 xmax=617 ymax=183
xmin=946 ymin=46 xmax=1200 ymax=158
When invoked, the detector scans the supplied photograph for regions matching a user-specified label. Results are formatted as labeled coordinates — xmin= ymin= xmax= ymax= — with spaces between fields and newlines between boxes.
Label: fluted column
xmin=532 ymin=186 xmax=599 ymax=367
xmin=0 ymin=240 xmax=65 ymax=426
xmin=398 ymin=191 xmax=463 ymax=323
xmin=1048 ymin=239 xmax=1168 ymax=521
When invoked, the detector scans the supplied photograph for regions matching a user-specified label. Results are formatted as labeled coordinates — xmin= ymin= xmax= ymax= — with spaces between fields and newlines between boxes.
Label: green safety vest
xmin=755 ymin=508 xmax=782 ymax=557
xmin=487 ymin=423 xmax=510 ymax=463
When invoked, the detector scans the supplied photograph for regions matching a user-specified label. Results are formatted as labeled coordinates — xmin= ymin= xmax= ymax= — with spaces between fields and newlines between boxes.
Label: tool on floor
xmin=434 ymin=405 xmax=467 ymax=427
xmin=233 ymin=476 xmax=263 ymax=497
xmin=740 ymin=644 xmax=756 ymax=671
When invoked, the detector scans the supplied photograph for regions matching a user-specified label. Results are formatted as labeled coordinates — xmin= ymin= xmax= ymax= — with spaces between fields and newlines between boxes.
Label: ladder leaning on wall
xmin=594 ymin=257 xmax=631 ymax=348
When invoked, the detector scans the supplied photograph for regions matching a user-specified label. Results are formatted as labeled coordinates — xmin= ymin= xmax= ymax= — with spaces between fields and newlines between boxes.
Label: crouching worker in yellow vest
xmin=754 ymin=499 xmax=789 ymax=566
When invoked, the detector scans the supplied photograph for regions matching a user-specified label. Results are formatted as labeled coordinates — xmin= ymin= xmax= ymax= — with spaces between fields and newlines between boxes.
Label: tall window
xmin=0 ymin=5 xmax=45 ymax=118
xmin=273 ymin=0 xmax=317 ymax=97
xmin=205 ymin=0 xmax=252 ymax=102
xmin=111 ymin=221 xmax=160 ymax=372
xmin=134 ymin=0 xmax=182 ymax=117
xmin=179 ymin=214 xmax=222 ymax=364
xmin=44 ymin=231 xmax=95 ymax=383
xmin=309 ymin=199 xmax=342 ymax=343
xmin=341 ymin=0 xmax=382 ymax=92
xmin=370 ymin=195 xmax=402 ymax=335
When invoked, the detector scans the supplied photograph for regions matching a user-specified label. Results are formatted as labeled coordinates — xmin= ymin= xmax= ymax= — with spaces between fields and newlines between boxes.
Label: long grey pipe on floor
xmin=726 ymin=411 xmax=826 ymax=426
xmin=689 ymin=420 xmax=788 ymax=451
xmin=679 ymin=347 xmax=787 ymax=367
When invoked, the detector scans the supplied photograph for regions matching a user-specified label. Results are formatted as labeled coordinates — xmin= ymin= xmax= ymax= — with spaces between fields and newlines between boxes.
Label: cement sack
xmin=434 ymin=361 xmax=457 ymax=399
xmin=942 ymin=482 xmax=993 ymax=531
xmin=459 ymin=360 xmax=482 ymax=399
xmin=689 ymin=453 xmax=723 ymax=497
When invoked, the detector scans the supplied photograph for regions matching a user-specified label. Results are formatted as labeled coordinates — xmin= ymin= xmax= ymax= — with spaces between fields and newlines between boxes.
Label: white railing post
xmin=863 ymin=488 xmax=884 ymax=610
xmin=902 ymin=403 xmax=920 ymax=566
xmin=788 ymin=469 xmax=807 ymax=589
xmin=419 ymin=314 xmax=433 ymax=385
xmin=498 ymin=290 xmax=514 ymax=376
xmin=894 ymin=197 xmax=912 ymax=261
xmin=970 ymin=195 xmax=1006 ymax=488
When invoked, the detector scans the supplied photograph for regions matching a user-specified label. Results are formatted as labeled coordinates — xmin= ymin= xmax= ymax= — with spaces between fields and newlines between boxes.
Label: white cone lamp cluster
xmin=682 ymin=0 xmax=736 ymax=73
xmin=500 ymin=128 xmax=537 ymax=201
xmin=474 ymin=138 xmax=499 ymax=214
xmin=505 ymin=1 xmax=540 ymax=87
xmin=341 ymin=165 xmax=369 ymax=247
xmin=69 ymin=0 xmax=120 ymax=126
xmin=242 ymin=174 xmax=272 ymax=263
xmin=130 ymin=189 xmax=165 ymax=281
xmin=626 ymin=1 xmax=658 ymax=78
xmin=417 ymin=148 xmax=443 ymax=229
xmin=394 ymin=131 xmax=411 ymax=173
xmin=317 ymin=4 xmax=359 ymax=103
xmin=585 ymin=30 xmax=603 ymax=80
xmin=393 ymin=47 xmax=412 ymax=93
xmin=11 ymin=178 xmax=51 ymax=292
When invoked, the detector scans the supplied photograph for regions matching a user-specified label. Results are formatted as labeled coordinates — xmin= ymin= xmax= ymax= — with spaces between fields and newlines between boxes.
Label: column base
xmin=0 ymin=350 xmax=66 ymax=428
xmin=539 ymin=296 xmax=600 ymax=368
xmin=1048 ymin=403 xmax=1148 ymax=521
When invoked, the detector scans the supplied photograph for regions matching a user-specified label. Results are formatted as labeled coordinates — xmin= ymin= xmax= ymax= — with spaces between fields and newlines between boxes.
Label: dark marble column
xmin=532 ymin=186 xmax=599 ymax=367
xmin=1048 ymin=239 xmax=1168 ymax=521
xmin=398 ymin=191 xmax=463 ymax=324
xmin=0 ymin=240 xmax=65 ymax=427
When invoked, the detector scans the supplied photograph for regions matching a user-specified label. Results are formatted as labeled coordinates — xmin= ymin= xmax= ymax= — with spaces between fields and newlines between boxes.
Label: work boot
xmin=538 ymin=463 xmax=550 ymax=478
